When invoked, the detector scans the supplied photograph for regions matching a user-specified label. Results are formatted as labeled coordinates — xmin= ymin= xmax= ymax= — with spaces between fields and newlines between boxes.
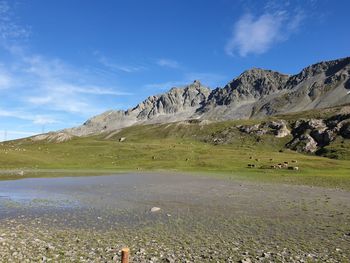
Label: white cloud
xmin=0 ymin=108 xmax=59 ymax=124
xmin=26 ymin=94 xmax=100 ymax=115
xmin=0 ymin=72 xmax=12 ymax=89
xmin=156 ymin=58 xmax=180 ymax=69
xmin=95 ymin=52 xmax=145 ymax=73
xmin=52 ymin=84 xmax=131 ymax=96
xmin=32 ymin=115 xmax=58 ymax=125
xmin=16 ymin=55 xmax=132 ymax=115
xmin=225 ymin=9 xmax=304 ymax=57
xmin=144 ymin=72 xmax=226 ymax=91
xmin=0 ymin=1 xmax=29 ymax=42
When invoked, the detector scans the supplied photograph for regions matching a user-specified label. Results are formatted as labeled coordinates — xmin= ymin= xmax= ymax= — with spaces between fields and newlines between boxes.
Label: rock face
xmin=286 ymin=115 xmax=350 ymax=152
xmin=238 ymin=120 xmax=291 ymax=138
xmin=257 ymin=57 xmax=350 ymax=117
xmin=198 ymin=68 xmax=290 ymax=119
xmin=199 ymin=57 xmax=350 ymax=120
xmin=34 ymin=56 xmax=350 ymax=140
xmin=287 ymin=134 xmax=318 ymax=153
xmin=225 ymin=113 xmax=350 ymax=154
xmin=65 ymin=80 xmax=211 ymax=136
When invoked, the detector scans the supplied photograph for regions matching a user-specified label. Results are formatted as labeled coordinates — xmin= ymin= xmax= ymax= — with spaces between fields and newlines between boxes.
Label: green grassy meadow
xmin=1 ymin=116 xmax=350 ymax=190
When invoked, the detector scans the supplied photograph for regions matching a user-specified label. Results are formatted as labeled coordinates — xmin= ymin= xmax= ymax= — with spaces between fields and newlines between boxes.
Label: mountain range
xmin=44 ymin=56 xmax=350 ymax=138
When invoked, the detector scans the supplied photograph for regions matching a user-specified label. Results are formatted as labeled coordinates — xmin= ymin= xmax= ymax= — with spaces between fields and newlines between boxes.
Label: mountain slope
xmin=65 ymin=80 xmax=210 ymax=136
xmin=35 ymin=56 xmax=350 ymax=138
xmin=197 ymin=68 xmax=290 ymax=119
xmin=253 ymin=56 xmax=350 ymax=117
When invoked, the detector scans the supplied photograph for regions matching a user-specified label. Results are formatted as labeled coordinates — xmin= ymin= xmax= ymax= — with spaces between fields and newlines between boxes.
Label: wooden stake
xmin=121 ymin=247 xmax=130 ymax=263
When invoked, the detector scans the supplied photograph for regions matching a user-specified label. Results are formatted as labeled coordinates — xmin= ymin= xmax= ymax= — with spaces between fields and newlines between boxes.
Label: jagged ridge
xmin=33 ymin=56 xmax=350 ymax=139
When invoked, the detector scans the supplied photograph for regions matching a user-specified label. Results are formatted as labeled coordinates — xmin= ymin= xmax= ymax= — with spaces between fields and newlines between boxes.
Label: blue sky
xmin=0 ymin=0 xmax=350 ymax=141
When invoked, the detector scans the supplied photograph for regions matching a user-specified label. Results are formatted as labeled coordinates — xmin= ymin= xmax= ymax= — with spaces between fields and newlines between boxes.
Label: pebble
xmin=150 ymin=207 xmax=161 ymax=213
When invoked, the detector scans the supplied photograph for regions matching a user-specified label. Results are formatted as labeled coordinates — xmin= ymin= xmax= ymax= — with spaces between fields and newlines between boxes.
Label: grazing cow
xmin=293 ymin=166 xmax=299 ymax=170
xmin=292 ymin=160 xmax=297 ymax=163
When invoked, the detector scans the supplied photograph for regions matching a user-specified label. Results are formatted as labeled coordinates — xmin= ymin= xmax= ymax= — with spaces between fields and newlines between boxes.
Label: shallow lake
xmin=0 ymin=173 xmax=349 ymax=261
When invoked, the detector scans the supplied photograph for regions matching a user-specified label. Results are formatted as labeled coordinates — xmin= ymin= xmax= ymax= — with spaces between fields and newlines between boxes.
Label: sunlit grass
xmin=0 ymin=116 xmax=349 ymax=189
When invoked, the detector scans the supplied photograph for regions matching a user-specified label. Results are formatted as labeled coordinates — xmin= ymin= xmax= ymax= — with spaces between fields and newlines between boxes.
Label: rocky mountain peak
xmin=203 ymin=68 xmax=289 ymax=107
xmin=58 ymin=56 xmax=350 ymax=138
xmin=133 ymin=81 xmax=210 ymax=120
xmin=285 ymin=57 xmax=350 ymax=89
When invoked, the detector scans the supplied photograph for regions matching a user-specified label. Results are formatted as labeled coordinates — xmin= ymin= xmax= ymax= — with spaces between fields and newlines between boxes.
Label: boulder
xmin=287 ymin=134 xmax=318 ymax=153
xmin=276 ymin=126 xmax=291 ymax=137
xmin=238 ymin=124 xmax=260 ymax=134
xmin=293 ymin=119 xmax=327 ymax=136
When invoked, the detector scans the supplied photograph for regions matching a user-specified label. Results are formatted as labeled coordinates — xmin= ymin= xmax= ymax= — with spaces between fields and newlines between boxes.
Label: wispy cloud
xmin=32 ymin=115 xmax=58 ymax=125
xmin=156 ymin=58 xmax=180 ymax=69
xmin=144 ymin=72 xmax=226 ymax=91
xmin=0 ymin=1 xmax=30 ymax=43
xmin=7 ymin=55 xmax=132 ymax=115
xmin=0 ymin=2 xmax=133 ymax=137
xmin=94 ymin=51 xmax=145 ymax=73
xmin=0 ymin=108 xmax=59 ymax=125
xmin=26 ymin=93 xmax=106 ymax=115
xmin=225 ymin=6 xmax=304 ymax=57
xmin=0 ymin=70 xmax=12 ymax=89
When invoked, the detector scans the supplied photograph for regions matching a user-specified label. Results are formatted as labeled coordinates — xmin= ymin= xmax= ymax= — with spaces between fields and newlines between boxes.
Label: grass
xmin=1 ymin=115 xmax=350 ymax=190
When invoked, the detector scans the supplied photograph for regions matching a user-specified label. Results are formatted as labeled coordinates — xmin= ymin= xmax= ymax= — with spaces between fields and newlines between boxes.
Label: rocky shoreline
xmin=0 ymin=173 xmax=349 ymax=262
xmin=1 ymin=216 xmax=349 ymax=263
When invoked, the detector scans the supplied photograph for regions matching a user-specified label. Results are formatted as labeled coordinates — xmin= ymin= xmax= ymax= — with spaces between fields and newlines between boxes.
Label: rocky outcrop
xmin=223 ymin=113 xmax=350 ymax=154
xmin=287 ymin=134 xmax=318 ymax=153
xmin=238 ymin=120 xmax=291 ymax=138
xmin=286 ymin=115 xmax=350 ymax=153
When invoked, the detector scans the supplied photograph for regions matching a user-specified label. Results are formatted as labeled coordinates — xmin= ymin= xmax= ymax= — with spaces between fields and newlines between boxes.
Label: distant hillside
xmin=36 ymin=56 xmax=350 ymax=138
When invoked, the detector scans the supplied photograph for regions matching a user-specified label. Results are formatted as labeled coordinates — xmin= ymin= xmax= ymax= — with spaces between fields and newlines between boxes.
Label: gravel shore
xmin=0 ymin=173 xmax=349 ymax=262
